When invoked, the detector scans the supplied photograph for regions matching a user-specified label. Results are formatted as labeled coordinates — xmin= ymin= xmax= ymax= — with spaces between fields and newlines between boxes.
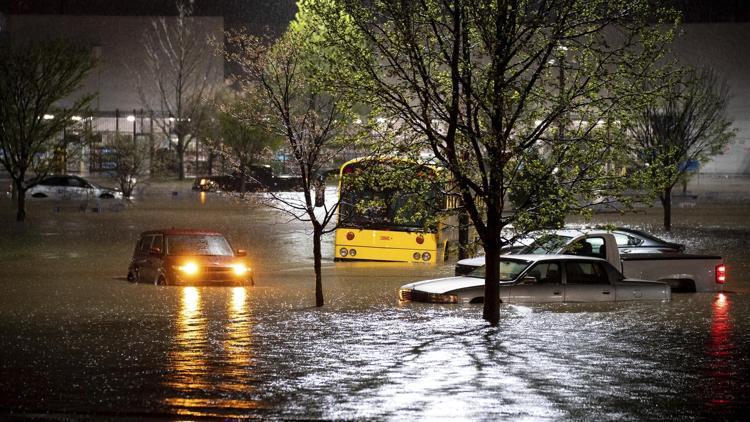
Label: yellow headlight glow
xmin=178 ymin=262 xmax=199 ymax=275
xmin=232 ymin=263 xmax=249 ymax=276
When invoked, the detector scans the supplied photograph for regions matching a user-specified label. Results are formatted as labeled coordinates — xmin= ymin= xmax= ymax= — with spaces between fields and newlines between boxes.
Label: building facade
xmin=4 ymin=14 xmax=225 ymax=176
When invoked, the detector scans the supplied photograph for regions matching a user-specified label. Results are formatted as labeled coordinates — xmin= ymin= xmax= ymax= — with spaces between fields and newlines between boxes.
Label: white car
xmin=399 ymin=254 xmax=671 ymax=304
xmin=27 ymin=175 xmax=123 ymax=200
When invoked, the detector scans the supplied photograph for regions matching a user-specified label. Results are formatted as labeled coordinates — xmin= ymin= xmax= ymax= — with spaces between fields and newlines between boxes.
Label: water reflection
xmin=162 ymin=287 xmax=262 ymax=417
xmin=704 ymin=293 xmax=735 ymax=415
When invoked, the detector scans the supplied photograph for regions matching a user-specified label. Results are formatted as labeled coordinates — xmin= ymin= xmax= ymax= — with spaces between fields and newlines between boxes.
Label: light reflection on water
xmin=162 ymin=286 xmax=263 ymax=418
xmin=703 ymin=293 xmax=735 ymax=414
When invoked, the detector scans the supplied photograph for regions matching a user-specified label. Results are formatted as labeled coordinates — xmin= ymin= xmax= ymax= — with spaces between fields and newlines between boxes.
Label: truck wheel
xmin=155 ymin=274 xmax=169 ymax=286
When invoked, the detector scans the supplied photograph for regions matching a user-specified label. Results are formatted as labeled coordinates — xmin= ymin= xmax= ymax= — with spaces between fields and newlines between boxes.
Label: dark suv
xmin=127 ymin=229 xmax=253 ymax=286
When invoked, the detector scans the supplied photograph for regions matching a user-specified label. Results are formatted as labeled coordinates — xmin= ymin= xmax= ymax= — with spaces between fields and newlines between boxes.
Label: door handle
xmin=553 ymin=291 xmax=561 ymax=295
xmin=602 ymin=291 xmax=611 ymax=295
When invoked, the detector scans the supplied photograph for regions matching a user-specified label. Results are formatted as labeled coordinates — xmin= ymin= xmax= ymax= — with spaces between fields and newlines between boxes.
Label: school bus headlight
xmin=422 ymin=252 xmax=431 ymax=261
xmin=232 ymin=263 xmax=249 ymax=276
xmin=413 ymin=252 xmax=421 ymax=260
xmin=177 ymin=261 xmax=199 ymax=275
xmin=340 ymin=248 xmax=349 ymax=257
xmin=349 ymin=248 xmax=357 ymax=257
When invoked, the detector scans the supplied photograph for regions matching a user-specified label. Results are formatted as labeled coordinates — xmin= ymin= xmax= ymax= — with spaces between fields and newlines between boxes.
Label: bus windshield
xmin=338 ymin=160 xmax=441 ymax=230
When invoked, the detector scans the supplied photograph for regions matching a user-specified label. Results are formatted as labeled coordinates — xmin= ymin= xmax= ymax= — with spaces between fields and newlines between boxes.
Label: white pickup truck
xmin=455 ymin=231 xmax=727 ymax=293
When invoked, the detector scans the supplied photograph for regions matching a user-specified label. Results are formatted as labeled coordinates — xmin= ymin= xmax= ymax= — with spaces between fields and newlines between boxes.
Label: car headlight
xmin=232 ymin=263 xmax=249 ymax=276
xmin=177 ymin=262 xmax=199 ymax=275
xmin=427 ymin=293 xmax=458 ymax=304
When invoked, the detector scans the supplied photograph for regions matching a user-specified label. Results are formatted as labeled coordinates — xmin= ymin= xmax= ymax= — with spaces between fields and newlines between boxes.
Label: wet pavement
xmin=1 ymin=186 xmax=749 ymax=419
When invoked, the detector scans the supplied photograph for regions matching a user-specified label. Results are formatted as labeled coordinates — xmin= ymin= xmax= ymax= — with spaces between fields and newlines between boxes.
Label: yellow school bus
xmin=334 ymin=157 xmax=447 ymax=263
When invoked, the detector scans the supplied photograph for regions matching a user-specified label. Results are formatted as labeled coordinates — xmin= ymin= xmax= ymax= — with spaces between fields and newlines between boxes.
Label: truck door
xmin=563 ymin=260 xmax=614 ymax=302
xmin=507 ymin=262 xmax=564 ymax=303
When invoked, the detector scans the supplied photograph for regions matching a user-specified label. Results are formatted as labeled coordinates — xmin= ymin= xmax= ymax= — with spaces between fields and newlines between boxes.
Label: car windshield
xmin=516 ymin=234 xmax=573 ymax=254
xmin=467 ymin=259 xmax=530 ymax=281
xmin=165 ymin=235 xmax=233 ymax=256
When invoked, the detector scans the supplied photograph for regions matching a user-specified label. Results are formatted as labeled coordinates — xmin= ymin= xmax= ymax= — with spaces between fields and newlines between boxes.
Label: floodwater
xmin=1 ymin=188 xmax=749 ymax=420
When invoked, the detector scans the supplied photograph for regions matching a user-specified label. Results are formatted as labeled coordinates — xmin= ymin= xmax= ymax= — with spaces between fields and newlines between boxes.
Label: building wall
xmin=5 ymin=14 xmax=224 ymax=112
xmin=671 ymin=23 xmax=750 ymax=174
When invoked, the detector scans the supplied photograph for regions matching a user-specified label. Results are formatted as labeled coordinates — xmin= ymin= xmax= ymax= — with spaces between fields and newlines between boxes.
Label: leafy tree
xmin=136 ymin=0 xmax=219 ymax=180
xmin=0 ymin=39 xmax=96 ymax=221
xmin=302 ymin=0 xmax=677 ymax=325
xmin=226 ymin=25 xmax=361 ymax=307
xmin=216 ymin=94 xmax=282 ymax=196
xmin=629 ymin=67 xmax=735 ymax=231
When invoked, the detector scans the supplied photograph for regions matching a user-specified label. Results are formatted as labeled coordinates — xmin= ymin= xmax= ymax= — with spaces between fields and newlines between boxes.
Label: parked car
xmin=26 ymin=175 xmax=123 ymax=200
xmin=454 ymin=232 xmax=725 ymax=293
xmin=192 ymin=165 xmax=303 ymax=193
xmin=399 ymin=254 xmax=671 ymax=304
xmin=597 ymin=227 xmax=684 ymax=254
xmin=127 ymin=229 xmax=253 ymax=286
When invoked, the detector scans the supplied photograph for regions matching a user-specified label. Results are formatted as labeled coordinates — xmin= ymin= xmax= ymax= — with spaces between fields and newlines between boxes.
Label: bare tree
xmin=226 ymin=28 xmax=360 ymax=307
xmin=629 ymin=67 xmax=735 ymax=231
xmin=0 ymin=38 xmax=96 ymax=221
xmin=137 ymin=0 xmax=220 ymax=180
xmin=111 ymin=134 xmax=149 ymax=198
xmin=304 ymin=0 xmax=677 ymax=325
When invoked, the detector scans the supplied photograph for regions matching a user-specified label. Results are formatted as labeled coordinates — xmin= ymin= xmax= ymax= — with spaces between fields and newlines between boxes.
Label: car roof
xmin=507 ymin=254 xmax=606 ymax=262
xmin=140 ymin=229 xmax=224 ymax=236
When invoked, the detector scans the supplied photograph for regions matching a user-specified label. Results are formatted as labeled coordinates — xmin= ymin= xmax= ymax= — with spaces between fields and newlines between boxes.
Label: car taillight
xmin=716 ymin=264 xmax=726 ymax=284
xmin=416 ymin=235 xmax=424 ymax=244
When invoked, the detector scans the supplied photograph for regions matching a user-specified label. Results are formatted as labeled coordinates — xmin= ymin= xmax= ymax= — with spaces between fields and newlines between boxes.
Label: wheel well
xmin=99 ymin=193 xmax=114 ymax=199
xmin=31 ymin=192 xmax=47 ymax=198
xmin=661 ymin=278 xmax=696 ymax=293
xmin=469 ymin=297 xmax=484 ymax=304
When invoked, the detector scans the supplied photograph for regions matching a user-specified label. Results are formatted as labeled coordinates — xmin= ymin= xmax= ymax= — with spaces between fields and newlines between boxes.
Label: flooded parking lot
xmin=1 ymin=189 xmax=749 ymax=419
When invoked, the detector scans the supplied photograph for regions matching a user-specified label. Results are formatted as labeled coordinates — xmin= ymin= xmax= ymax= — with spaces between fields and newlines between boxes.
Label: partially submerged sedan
xmin=127 ymin=229 xmax=253 ymax=286
xmin=399 ymin=255 xmax=671 ymax=304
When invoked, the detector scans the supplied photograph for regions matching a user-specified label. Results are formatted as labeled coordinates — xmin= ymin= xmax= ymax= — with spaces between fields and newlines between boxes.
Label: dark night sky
xmin=0 ymin=1 xmax=298 ymax=35
xmin=2 ymin=1 xmax=750 ymax=29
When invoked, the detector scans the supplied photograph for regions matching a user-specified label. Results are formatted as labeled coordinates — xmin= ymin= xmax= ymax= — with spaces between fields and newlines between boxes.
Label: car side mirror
xmin=149 ymin=247 xmax=162 ymax=256
xmin=236 ymin=249 xmax=247 ymax=257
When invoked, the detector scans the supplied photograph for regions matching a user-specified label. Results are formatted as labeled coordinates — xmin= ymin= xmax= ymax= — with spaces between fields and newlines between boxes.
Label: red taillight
xmin=716 ymin=264 xmax=726 ymax=284
xmin=346 ymin=231 xmax=355 ymax=241
xmin=416 ymin=235 xmax=424 ymax=245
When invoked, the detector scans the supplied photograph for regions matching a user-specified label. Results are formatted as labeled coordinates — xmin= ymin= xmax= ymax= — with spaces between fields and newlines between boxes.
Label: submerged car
xmin=27 ymin=175 xmax=123 ymax=200
xmin=127 ymin=229 xmax=253 ymax=286
xmin=455 ymin=228 xmax=684 ymax=275
xmin=400 ymin=255 xmax=671 ymax=304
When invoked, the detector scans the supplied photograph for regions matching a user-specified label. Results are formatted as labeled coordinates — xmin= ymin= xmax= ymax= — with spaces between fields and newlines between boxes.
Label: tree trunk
xmin=14 ymin=179 xmax=26 ymax=222
xmin=313 ymin=224 xmax=324 ymax=307
xmin=482 ymin=210 xmax=500 ymax=326
xmin=177 ymin=135 xmax=185 ymax=180
xmin=660 ymin=186 xmax=672 ymax=231
xmin=458 ymin=208 xmax=470 ymax=260
xmin=239 ymin=166 xmax=247 ymax=198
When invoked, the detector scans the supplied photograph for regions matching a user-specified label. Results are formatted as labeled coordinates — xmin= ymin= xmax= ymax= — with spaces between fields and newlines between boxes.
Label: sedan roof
xmin=140 ymin=229 xmax=224 ymax=236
